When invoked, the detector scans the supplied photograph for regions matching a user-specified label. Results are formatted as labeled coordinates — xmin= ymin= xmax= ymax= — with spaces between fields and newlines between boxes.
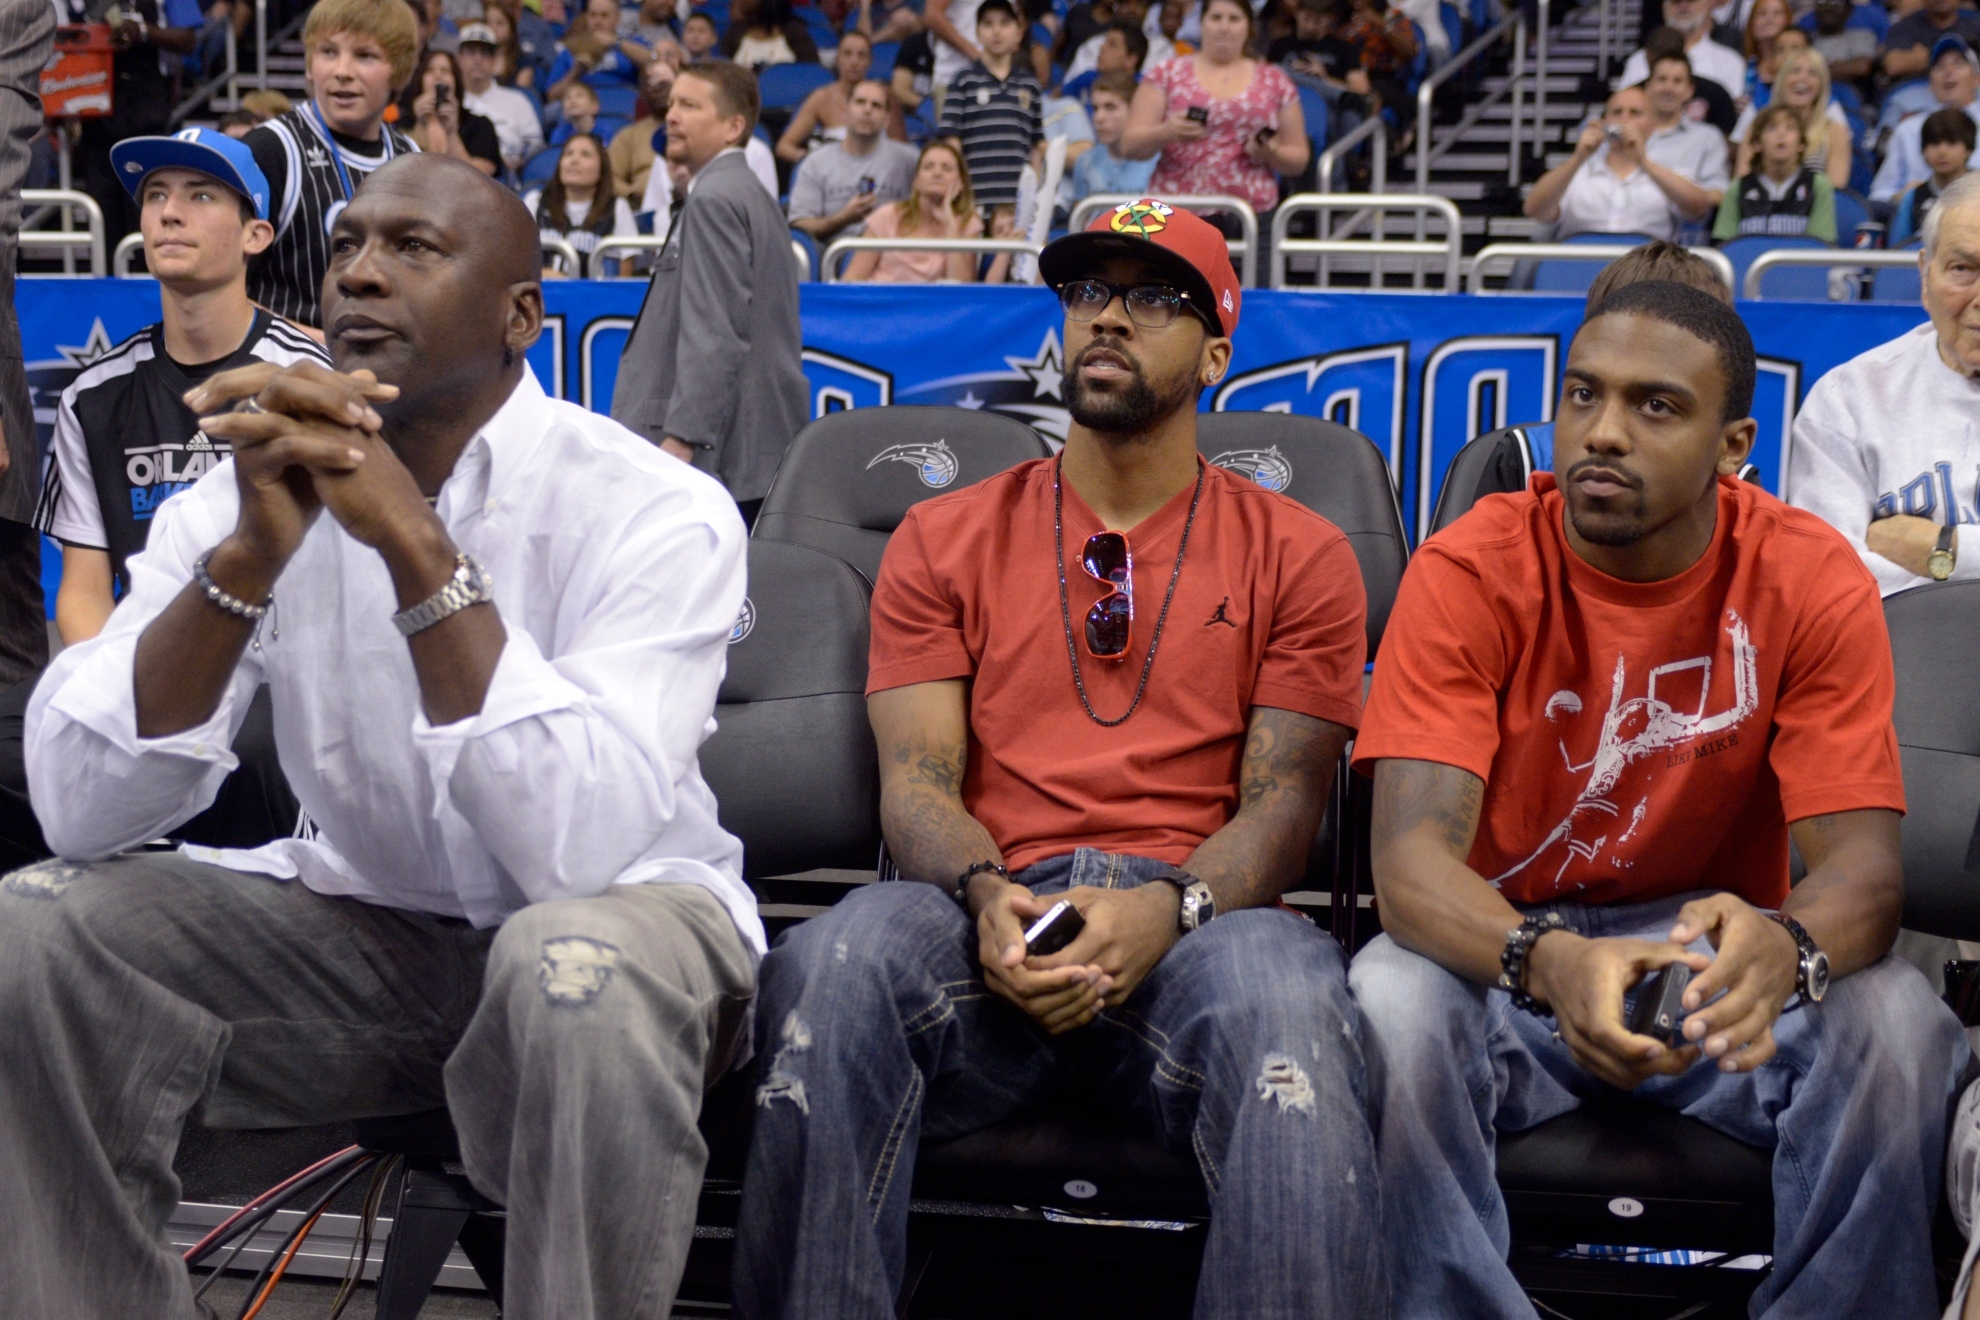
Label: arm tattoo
xmin=1186 ymin=707 xmax=1351 ymax=911
xmin=1371 ymin=759 xmax=1484 ymax=859
xmin=878 ymin=727 xmax=1001 ymax=886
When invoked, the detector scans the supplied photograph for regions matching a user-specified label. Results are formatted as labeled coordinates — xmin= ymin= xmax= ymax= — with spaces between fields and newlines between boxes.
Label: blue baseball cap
xmin=1932 ymin=33 xmax=1977 ymax=69
xmin=108 ymin=128 xmax=271 ymax=220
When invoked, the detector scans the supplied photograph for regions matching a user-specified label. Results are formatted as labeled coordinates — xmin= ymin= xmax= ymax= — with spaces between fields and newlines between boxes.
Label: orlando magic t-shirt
xmin=36 ymin=310 xmax=328 ymax=588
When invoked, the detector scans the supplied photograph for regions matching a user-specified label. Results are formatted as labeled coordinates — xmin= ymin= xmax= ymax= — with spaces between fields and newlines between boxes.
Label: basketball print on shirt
xmin=1490 ymin=611 xmax=1760 ymax=896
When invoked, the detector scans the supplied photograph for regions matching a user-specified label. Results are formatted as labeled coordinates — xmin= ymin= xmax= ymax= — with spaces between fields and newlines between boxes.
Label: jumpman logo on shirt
xmin=1205 ymin=596 xmax=1237 ymax=627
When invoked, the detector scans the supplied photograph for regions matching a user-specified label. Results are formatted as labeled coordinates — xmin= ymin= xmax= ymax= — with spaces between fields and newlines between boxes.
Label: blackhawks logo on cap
xmin=1109 ymin=200 xmax=1175 ymax=236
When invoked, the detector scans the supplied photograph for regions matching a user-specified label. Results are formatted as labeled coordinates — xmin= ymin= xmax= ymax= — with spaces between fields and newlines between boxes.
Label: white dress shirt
xmin=1556 ymin=146 xmax=1686 ymax=240
xmin=26 ymin=370 xmax=766 ymax=953
xmin=1644 ymin=116 xmax=1730 ymax=193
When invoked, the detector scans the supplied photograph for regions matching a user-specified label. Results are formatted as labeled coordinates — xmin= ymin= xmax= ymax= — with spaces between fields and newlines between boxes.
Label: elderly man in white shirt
xmin=1790 ymin=173 xmax=1980 ymax=595
xmin=1524 ymin=83 xmax=1725 ymax=240
xmin=0 ymin=154 xmax=758 ymax=1320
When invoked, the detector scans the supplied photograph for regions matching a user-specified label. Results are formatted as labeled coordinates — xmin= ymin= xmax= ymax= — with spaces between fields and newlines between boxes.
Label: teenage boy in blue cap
xmin=0 ymin=128 xmax=323 ymax=863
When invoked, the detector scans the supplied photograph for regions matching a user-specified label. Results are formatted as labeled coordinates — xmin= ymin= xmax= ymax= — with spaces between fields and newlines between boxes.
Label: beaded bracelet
xmin=193 ymin=549 xmax=271 ymax=622
xmin=1499 ymin=911 xmax=1567 ymax=1015
xmin=954 ymin=861 xmax=1008 ymax=908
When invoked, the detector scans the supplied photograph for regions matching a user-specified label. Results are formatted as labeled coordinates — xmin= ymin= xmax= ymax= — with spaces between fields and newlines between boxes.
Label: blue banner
xmin=21 ymin=280 xmax=1929 ymax=545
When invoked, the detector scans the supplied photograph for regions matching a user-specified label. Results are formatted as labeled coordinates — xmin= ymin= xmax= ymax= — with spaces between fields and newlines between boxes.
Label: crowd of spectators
xmin=38 ymin=0 xmax=1980 ymax=284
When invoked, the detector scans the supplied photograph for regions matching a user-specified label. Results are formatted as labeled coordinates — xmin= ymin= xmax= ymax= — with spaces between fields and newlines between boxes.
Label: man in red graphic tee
xmin=734 ymin=202 xmax=1388 ymax=1319
xmin=1348 ymin=280 xmax=1967 ymax=1320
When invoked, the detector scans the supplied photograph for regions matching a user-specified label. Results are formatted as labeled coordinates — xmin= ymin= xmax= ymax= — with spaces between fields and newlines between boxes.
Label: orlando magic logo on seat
xmin=866 ymin=439 xmax=960 ymax=489
xmin=730 ymin=598 xmax=756 ymax=644
xmin=1207 ymin=445 xmax=1293 ymax=493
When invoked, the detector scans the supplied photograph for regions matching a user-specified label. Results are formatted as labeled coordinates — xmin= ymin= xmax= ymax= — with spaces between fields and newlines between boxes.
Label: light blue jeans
xmin=1348 ymin=891 xmax=1969 ymax=1320
xmin=734 ymin=848 xmax=1389 ymax=1319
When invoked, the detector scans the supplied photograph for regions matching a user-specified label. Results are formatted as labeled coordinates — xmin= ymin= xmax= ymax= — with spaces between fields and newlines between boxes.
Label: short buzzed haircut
xmin=303 ymin=0 xmax=421 ymax=91
xmin=1586 ymin=279 xmax=1756 ymax=422
xmin=681 ymin=59 xmax=761 ymax=137
xmin=1646 ymin=50 xmax=1692 ymax=82
xmin=1584 ymin=239 xmax=1731 ymax=315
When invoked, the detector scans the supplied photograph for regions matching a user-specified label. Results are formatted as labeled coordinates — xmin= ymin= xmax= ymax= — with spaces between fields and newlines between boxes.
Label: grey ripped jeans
xmin=0 ymin=852 xmax=755 ymax=1320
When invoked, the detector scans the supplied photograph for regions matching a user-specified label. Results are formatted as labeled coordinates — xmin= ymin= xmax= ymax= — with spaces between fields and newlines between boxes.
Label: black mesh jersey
xmin=35 ymin=310 xmax=328 ymax=587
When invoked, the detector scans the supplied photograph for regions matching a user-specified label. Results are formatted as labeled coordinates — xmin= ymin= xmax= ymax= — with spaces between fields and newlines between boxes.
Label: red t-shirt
xmin=1352 ymin=473 xmax=1904 ymax=909
xmin=868 ymin=457 xmax=1368 ymax=873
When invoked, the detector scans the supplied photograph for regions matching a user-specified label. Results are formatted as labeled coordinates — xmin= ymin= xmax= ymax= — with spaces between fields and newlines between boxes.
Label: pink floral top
xmin=1143 ymin=56 xmax=1298 ymax=214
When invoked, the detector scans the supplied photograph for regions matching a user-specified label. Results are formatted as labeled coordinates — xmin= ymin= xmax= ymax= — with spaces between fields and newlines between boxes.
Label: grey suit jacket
xmin=0 ymin=0 xmax=53 ymax=525
xmin=611 ymin=150 xmax=808 ymax=504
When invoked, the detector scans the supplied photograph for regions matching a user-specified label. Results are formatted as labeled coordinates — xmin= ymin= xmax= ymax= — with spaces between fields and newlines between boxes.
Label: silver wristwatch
xmin=1157 ymin=870 xmax=1216 ymax=934
xmin=392 ymin=554 xmax=493 ymax=637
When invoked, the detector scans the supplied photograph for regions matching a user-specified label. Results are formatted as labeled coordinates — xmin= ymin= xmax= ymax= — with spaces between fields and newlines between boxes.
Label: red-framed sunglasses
xmin=1082 ymin=531 xmax=1133 ymax=659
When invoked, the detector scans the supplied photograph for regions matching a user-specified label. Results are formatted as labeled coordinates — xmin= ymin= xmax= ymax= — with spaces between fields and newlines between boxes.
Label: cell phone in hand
xmin=1626 ymin=963 xmax=1692 ymax=1046
xmin=1024 ymin=900 xmax=1086 ymax=958
xmin=1185 ymin=105 xmax=1209 ymax=123
xmin=858 ymin=176 xmax=877 ymax=194
xmin=436 ymin=81 xmax=452 ymax=105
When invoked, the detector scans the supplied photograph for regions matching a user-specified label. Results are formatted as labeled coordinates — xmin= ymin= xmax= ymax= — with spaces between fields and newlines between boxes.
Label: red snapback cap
xmin=1037 ymin=199 xmax=1242 ymax=337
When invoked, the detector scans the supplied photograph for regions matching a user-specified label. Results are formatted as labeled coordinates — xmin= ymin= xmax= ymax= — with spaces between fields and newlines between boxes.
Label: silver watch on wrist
xmin=392 ymin=553 xmax=493 ymax=637
xmin=1157 ymin=870 xmax=1216 ymax=934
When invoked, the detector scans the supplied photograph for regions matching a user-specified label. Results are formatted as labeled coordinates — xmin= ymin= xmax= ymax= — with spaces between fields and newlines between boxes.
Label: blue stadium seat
xmin=519 ymin=144 xmax=561 ymax=187
xmin=1512 ymin=231 xmax=1656 ymax=294
xmin=798 ymin=1 xmax=839 ymax=45
xmin=693 ymin=0 xmax=730 ymax=32
xmin=1872 ymin=242 xmax=1924 ymax=302
xmin=593 ymin=84 xmax=638 ymax=120
xmin=867 ymin=39 xmax=898 ymax=78
xmin=1405 ymin=20 xmax=1428 ymax=93
xmin=1297 ymin=82 xmax=1328 ymax=157
xmin=1833 ymin=187 xmax=1871 ymax=243
xmin=1439 ymin=2 xmax=1463 ymax=63
xmin=760 ymin=61 xmax=837 ymax=109
xmin=1722 ymin=234 xmax=1833 ymax=300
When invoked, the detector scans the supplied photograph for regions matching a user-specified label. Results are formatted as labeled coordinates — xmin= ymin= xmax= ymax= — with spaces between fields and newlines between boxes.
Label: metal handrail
xmin=257 ymin=0 xmax=269 ymax=91
xmin=19 ymin=189 xmax=105 ymax=275
xmin=540 ymin=235 xmax=581 ymax=276
xmin=1417 ymin=9 xmax=1524 ymax=197
xmin=1318 ymin=113 xmax=1387 ymax=195
xmin=1067 ymin=194 xmax=1260 ymax=288
xmin=1270 ymin=192 xmax=1463 ymax=291
xmin=819 ymin=236 xmax=1040 ymax=282
xmin=114 ymin=232 xmax=146 ymax=277
xmin=1535 ymin=0 xmax=1550 ymax=184
xmin=589 ymin=234 xmax=811 ymax=282
xmin=1742 ymin=248 xmax=1920 ymax=299
xmin=1465 ymin=241 xmax=1735 ymax=294
xmin=792 ymin=237 xmax=812 ymax=282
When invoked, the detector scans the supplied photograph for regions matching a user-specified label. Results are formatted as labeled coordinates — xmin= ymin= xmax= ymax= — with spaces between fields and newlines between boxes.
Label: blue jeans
xmin=733 ymin=848 xmax=1388 ymax=1319
xmin=1348 ymin=891 xmax=1969 ymax=1320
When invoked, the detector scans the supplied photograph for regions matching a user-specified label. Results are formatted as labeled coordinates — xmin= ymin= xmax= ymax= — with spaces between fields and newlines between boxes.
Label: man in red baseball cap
xmin=735 ymin=201 xmax=1387 ymax=1317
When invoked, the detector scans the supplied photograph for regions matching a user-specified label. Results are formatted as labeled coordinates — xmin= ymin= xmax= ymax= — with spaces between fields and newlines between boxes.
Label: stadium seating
xmin=750 ymin=405 xmax=1053 ymax=586
xmin=1429 ymin=424 xmax=1546 ymax=536
xmin=1722 ymin=234 xmax=1833 ymax=301
xmin=1195 ymin=411 xmax=1409 ymax=655
xmin=591 ymin=85 xmax=638 ymax=121
xmin=1833 ymin=187 xmax=1872 ymax=244
xmin=519 ymin=145 xmax=561 ymax=188
xmin=867 ymin=39 xmax=899 ymax=79
xmin=1509 ymin=232 xmax=1657 ymax=295
xmin=1886 ymin=579 xmax=1980 ymax=940
xmin=759 ymin=62 xmax=838 ymax=111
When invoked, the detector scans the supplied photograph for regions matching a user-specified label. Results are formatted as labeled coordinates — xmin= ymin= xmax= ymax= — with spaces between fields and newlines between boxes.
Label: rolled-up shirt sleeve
xmin=416 ymin=496 xmax=746 ymax=908
xmin=26 ymin=468 xmax=264 ymax=859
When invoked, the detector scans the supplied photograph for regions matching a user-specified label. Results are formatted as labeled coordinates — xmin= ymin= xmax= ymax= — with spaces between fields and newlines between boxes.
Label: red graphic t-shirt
xmin=1352 ymin=474 xmax=1905 ymax=909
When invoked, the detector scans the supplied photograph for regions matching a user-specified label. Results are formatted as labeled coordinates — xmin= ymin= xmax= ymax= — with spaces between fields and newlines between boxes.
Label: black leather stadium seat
xmin=1885 ymin=580 xmax=1980 ymax=939
xmin=1195 ymin=411 xmax=1409 ymax=655
xmin=700 ymin=538 xmax=881 ymax=878
xmin=751 ymin=406 xmax=1053 ymax=586
xmin=1430 ymin=426 xmax=1544 ymax=537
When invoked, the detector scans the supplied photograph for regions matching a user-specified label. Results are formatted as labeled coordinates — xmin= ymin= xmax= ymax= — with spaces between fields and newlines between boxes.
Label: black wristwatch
xmin=1153 ymin=869 xmax=1216 ymax=934
xmin=1771 ymin=912 xmax=1830 ymax=1004
xmin=1500 ymin=911 xmax=1567 ymax=1014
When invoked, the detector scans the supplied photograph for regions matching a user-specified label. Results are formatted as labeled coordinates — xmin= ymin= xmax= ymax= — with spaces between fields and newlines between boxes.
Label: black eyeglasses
xmin=1060 ymin=279 xmax=1214 ymax=332
xmin=1081 ymin=530 xmax=1133 ymax=659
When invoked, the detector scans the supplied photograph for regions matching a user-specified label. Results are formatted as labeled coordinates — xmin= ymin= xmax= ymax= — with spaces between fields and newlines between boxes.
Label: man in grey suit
xmin=0 ymin=0 xmax=52 ymax=684
xmin=612 ymin=61 xmax=808 ymax=525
